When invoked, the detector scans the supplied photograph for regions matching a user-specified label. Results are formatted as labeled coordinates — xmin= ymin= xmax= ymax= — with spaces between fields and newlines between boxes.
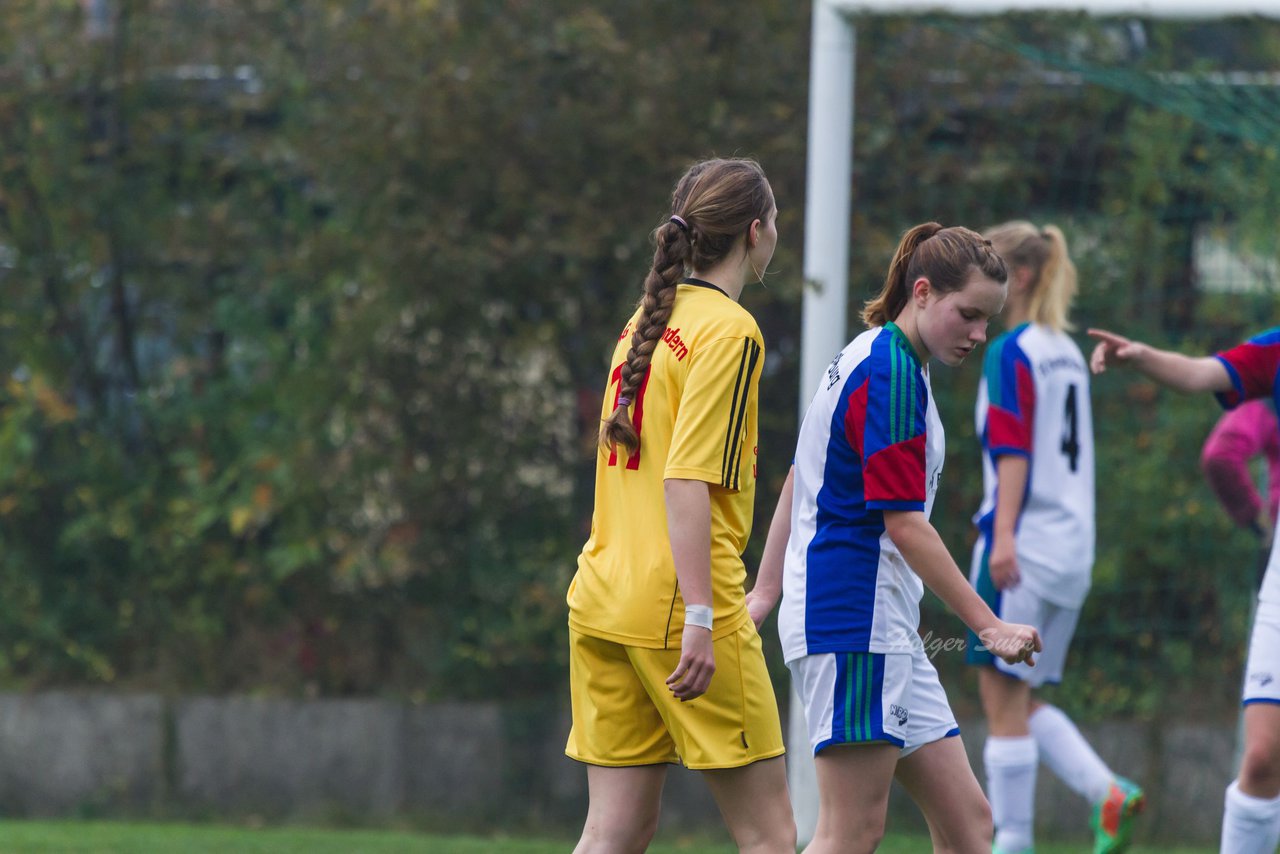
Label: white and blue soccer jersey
xmin=778 ymin=322 xmax=944 ymax=662
xmin=1215 ymin=327 xmax=1280 ymax=608
xmin=971 ymin=323 xmax=1095 ymax=609
xmin=1213 ymin=328 xmax=1280 ymax=705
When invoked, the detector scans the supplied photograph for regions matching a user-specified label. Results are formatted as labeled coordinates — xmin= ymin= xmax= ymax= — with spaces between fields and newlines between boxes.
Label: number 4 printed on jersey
xmin=1061 ymin=383 xmax=1080 ymax=473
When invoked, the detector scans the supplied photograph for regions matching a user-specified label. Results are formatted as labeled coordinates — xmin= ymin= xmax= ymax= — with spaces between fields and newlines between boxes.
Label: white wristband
xmin=684 ymin=604 xmax=713 ymax=630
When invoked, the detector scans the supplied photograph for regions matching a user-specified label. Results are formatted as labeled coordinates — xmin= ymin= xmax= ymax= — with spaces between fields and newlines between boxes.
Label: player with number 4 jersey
xmin=971 ymin=322 xmax=1094 ymax=615
xmin=971 ymin=222 xmax=1142 ymax=854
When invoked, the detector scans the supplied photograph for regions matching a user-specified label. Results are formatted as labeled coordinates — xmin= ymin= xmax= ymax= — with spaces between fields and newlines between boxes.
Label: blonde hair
xmin=599 ymin=158 xmax=774 ymax=455
xmin=862 ymin=223 xmax=1007 ymax=328
xmin=984 ymin=221 xmax=1078 ymax=332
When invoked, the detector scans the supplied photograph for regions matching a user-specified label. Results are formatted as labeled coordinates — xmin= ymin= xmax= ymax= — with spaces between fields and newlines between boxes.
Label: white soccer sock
xmin=1028 ymin=703 xmax=1113 ymax=804
xmin=985 ymin=735 xmax=1038 ymax=852
xmin=1221 ymin=780 xmax=1280 ymax=854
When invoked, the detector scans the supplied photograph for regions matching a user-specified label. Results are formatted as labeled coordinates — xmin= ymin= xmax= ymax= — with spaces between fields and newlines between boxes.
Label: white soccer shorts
xmin=1244 ymin=600 xmax=1280 ymax=706
xmin=992 ymin=581 xmax=1079 ymax=687
xmin=788 ymin=643 xmax=960 ymax=757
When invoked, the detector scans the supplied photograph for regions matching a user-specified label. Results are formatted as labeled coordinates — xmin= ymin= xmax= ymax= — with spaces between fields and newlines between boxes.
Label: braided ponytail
xmin=599 ymin=221 xmax=691 ymax=453
xmin=599 ymin=158 xmax=774 ymax=455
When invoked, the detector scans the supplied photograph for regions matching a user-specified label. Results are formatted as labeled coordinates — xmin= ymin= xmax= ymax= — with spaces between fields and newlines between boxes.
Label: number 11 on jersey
xmin=607 ymin=364 xmax=651 ymax=470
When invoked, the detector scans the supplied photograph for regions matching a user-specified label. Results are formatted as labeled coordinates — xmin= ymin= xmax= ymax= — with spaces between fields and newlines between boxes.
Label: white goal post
xmin=795 ymin=0 xmax=1280 ymax=843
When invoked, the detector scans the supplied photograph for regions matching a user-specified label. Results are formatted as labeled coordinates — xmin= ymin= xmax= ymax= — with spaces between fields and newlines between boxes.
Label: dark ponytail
xmin=862 ymin=222 xmax=1007 ymax=328
xmin=862 ymin=223 xmax=945 ymax=327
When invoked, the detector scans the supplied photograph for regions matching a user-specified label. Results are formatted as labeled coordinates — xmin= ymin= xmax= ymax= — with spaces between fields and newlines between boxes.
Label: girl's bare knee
xmin=811 ymin=815 xmax=884 ymax=854
xmin=1241 ymin=743 xmax=1280 ymax=796
xmin=576 ymin=823 xmax=658 ymax=854
xmin=576 ymin=804 xmax=660 ymax=854
xmin=726 ymin=801 xmax=796 ymax=853
xmin=928 ymin=795 xmax=992 ymax=853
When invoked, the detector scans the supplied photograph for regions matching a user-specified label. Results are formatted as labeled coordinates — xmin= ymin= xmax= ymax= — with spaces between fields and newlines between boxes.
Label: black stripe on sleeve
xmin=720 ymin=341 xmax=752 ymax=487
xmin=726 ymin=340 xmax=761 ymax=490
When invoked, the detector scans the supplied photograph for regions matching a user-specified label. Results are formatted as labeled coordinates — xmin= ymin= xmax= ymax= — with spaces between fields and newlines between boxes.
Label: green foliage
xmin=0 ymin=3 xmax=1277 ymax=712
xmin=0 ymin=0 xmax=810 ymax=697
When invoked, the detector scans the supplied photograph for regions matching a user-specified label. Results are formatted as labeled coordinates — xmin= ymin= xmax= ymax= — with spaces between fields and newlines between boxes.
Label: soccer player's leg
xmin=632 ymin=620 xmax=793 ymax=852
xmin=1025 ymin=606 xmax=1145 ymax=853
xmin=1090 ymin=775 xmax=1145 ymax=854
xmin=1001 ymin=590 xmax=1145 ymax=852
xmin=897 ymin=735 xmax=994 ymax=854
xmin=973 ymin=577 xmax=1043 ymax=853
xmin=566 ymin=629 xmax=677 ymax=852
xmin=574 ymin=765 xmax=668 ymax=854
xmin=979 ymin=668 xmax=1036 ymax=854
xmin=1222 ymin=601 xmax=1280 ymax=853
xmin=898 ymin=645 xmax=993 ymax=854
xmin=788 ymin=650 xmax=912 ymax=853
xmin=702 ymin=757 xmax=793 ymax=854
xmin=809 ymin=742 xmax=898 ymax=854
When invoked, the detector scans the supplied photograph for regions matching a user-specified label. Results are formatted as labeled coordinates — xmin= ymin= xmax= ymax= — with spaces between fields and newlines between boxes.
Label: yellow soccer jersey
xmin=568 ymin=279 xmax=765 ymax=649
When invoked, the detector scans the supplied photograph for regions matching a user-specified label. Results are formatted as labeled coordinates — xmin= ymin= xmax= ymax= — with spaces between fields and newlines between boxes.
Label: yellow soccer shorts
xmin=565 ymin=618 xmax=785 ymax=770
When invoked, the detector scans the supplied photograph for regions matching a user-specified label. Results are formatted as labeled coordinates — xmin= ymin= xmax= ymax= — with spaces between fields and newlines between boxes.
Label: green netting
xmin=840 ymin=14 xmax=1280 ymax=720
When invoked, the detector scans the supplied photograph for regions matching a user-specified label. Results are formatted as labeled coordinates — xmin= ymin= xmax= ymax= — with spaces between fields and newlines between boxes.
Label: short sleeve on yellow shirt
xmin=665 ymin=336 xmax=763 ymax=490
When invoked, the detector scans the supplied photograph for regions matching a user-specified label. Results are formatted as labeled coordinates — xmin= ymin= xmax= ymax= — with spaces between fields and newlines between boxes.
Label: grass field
xmin=0 ymin=822 xmax=1218 ymax=853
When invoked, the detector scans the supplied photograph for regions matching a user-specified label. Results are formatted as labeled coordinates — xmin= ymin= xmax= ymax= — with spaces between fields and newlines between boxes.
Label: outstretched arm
xmin=1088 ymin=328 xmax=1231 ymax=393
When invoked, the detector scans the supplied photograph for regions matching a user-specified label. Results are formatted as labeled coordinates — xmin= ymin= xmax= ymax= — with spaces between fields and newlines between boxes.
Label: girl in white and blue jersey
xmin=970 ymin=222 xmax=1143 ymax=854
xmin=1090 ymin=324 xmax=1280 ymax=854
xmin=765 ymin=223 xmax=1041 ymax=853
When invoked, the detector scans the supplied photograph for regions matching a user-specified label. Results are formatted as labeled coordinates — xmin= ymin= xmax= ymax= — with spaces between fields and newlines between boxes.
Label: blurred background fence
xmin=2 ymin=0 xmax=1280 ymax=833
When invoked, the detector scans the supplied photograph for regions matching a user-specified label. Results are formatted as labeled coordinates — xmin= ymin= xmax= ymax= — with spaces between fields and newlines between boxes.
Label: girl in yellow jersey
xmin=566 ymin=158 xmax=796 ymax=853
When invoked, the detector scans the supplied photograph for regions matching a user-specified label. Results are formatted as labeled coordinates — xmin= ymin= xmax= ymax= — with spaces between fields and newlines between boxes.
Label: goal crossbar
xmin=828 ymin=1 xmax=1280 ymax=17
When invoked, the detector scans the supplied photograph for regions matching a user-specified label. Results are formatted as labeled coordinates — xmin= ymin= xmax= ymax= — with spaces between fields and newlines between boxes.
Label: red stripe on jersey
xmin=865 ymin=433 xmax=927 ymax=504
xmin=987 ymin=361 xmax=1035 ymax=453
xmin=988 ymin=407 xmax=1029 ymax=454
xmin=606 ymin=365 xmax=653 ymax=469
xmin=1016 ymin=360 xmax=1036 ymax=441
xmin=987 ymin=405 xmax=1027 ymax=451
xmin=1221 ymin=342 xmax=1280 ymax=403
xmin=625 ymin=368 xmax=652 ymax=470
xmin=843 ymin=379 xmax=870 ymax=459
